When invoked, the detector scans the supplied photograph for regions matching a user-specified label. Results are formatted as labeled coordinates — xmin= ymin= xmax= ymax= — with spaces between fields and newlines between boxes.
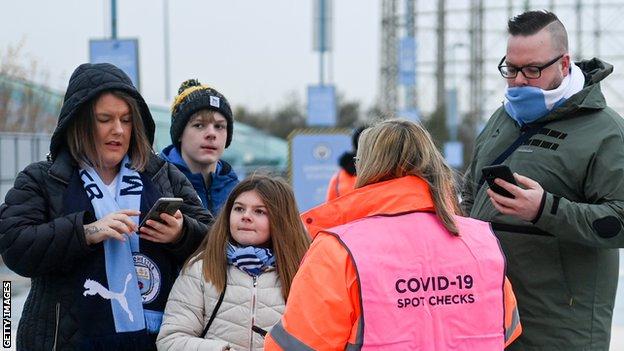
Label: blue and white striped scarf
xmin=80 ymin=156 xmax=161 ymax=333
xmin=504 ymin=62 xmax=585 ymax=125
xmin=226 ymin=242 xmax=276 ymax=276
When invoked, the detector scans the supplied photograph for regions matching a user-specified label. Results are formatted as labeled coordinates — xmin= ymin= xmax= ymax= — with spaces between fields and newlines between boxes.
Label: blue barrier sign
xmin=446 ymin=88 xmax=459 ymax=140
xmin=89 ymin=39 xmax=140 ymax=90
xmin=399 ymin=36 xmax=416 ymax=86
xmin=444 ymin=141 xmax=463 ymax=168
xmin=307 ymin=85 xmax=336 ymax=127
xmin=290 ymin=132 xmax=350 ymax=211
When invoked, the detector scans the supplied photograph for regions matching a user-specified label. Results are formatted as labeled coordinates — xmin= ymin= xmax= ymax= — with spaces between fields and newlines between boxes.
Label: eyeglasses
xmin=353 ymin=156 xmax=360 ymax=165
xmin=497 ymin=54 xmax=564 ymax=79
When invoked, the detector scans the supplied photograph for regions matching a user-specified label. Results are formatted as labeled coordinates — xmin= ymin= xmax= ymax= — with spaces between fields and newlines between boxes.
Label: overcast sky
xmin=4 ymin=1 xmax=623 ymax=117
xmin=0 ymin=0 xmax=379 ymax=111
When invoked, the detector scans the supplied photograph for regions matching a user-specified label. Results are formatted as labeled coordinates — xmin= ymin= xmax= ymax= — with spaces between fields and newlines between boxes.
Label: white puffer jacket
xmin=156 ymin=259 xmax=285 ymax=351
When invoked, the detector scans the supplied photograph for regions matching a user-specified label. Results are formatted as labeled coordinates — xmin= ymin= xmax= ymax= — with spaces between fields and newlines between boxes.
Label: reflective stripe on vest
xmin=270 ymin=320 xmax=315 ymax=351
xmin=328 ymin=212 xmax=506 ymax=350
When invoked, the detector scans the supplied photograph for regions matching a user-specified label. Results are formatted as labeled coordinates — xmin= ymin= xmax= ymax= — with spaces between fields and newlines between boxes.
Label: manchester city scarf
xmin=80 ymin=155 xmax=147 ymax=333
xmin=504 ymin=62 xmax=585 ymax=125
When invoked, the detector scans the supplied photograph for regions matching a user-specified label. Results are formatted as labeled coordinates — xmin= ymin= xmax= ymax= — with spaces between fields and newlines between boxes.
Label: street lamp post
xmin=163 ymin=0 xmax=171 ymax=101
xmin=111 ymin=0 xmax=117 ymax=39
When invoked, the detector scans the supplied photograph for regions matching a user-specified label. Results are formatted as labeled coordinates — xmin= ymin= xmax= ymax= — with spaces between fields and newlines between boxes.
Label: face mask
xmin=504 ymin=86 xmax=560 ymax=125
xmin=503 ymin=62 xmax=584 ymax=125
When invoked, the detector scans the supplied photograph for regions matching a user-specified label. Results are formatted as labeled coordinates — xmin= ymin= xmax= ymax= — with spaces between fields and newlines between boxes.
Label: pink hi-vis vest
xmin=328 ymin=212 xmax=506 ymax=350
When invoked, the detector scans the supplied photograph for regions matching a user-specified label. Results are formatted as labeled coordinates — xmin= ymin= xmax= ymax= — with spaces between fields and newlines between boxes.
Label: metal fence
xmin=0 ymin=132 xmax=51 ymax=203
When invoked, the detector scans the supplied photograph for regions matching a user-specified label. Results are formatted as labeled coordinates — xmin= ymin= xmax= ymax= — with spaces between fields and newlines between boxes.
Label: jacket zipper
xmin=52 ymin=302 xmax=60 ymax=351
xmin=249 ymin=276 xmax=258 ymax=350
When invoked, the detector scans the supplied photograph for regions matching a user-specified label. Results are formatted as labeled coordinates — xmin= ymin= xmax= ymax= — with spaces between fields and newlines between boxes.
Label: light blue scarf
xmin=80 ymin=155 xmax=161 ymax=333
xmin=226 ymin=242 xmax=276 ymax=277
xmin=504 ymin=62 xmax=585 ymax=125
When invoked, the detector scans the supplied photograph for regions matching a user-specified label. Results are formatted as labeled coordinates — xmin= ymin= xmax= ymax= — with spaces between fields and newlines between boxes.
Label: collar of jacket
xmin=160 ymin=144 xmax=237 ymax=188
xmin=518 ymin=58 xmax=610 ymax=126
xmin=48 ymin=149 xmax=77 ymax=184
xmin=301 ymin=175 xmax=435 ymax=239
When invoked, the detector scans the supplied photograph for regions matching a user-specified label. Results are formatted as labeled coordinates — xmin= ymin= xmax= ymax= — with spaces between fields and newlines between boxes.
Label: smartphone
xmin=139 ymin=197 xmax=184 ymax=228
xmin=481 ymin=165 xmax=518 ymax=198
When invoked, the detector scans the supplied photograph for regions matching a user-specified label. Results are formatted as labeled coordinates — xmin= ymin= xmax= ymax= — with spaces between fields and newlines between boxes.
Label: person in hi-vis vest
xmin=326 ymin=125 xmax=367 ymax=201
xmin=266 ymin=119 xmax=522 ymax=350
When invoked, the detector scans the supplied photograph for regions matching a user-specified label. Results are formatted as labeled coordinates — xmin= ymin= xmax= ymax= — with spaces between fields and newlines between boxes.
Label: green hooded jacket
xmin=462 ymin=59 xmax=624 ymax=351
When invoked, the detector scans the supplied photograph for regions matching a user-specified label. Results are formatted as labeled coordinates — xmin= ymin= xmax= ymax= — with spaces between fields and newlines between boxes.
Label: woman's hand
xmin=139 ymin=210 xmax=184 ymax=244
xmin=83 ymin=209 xmax=140 ymax=245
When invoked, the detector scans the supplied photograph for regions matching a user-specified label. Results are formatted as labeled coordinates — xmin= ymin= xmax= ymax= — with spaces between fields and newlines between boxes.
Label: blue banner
xmin=89 ymin=39 xmax=140 ymax=90
xmin=307 ymin=85 xmax=336 ymax=127
xmin=446 ymin=88 xmax=459 ymax=140
xmin=444 ymin=141 xmax=463 ymax=168
xmin=291 ymin=132 xmax=350 ymax=211
xmin=399 ymin=37 xmax=416 ymax=86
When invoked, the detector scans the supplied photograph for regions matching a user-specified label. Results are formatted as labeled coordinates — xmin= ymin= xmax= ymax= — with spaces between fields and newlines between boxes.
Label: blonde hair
xmin=189 ymin=174 xmax=310 ymax=300
xmin=66 ymin=90 xmax=152 ymax=171
xmin=355 ymin=119 xmax=462 ymax=235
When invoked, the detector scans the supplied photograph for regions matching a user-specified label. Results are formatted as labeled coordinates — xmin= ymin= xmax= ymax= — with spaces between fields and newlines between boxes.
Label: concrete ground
xmin=613 ymin=326 xmax=624 ymax=350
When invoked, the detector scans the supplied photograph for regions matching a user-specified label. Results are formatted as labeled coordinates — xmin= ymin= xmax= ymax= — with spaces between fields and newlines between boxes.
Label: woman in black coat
xmin=0 ymin=63 xmax=212 ymax=350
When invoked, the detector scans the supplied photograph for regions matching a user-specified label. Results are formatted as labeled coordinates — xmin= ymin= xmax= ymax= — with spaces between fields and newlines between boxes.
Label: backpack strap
xmin=476 ymin=123 xmax=547 ymax=189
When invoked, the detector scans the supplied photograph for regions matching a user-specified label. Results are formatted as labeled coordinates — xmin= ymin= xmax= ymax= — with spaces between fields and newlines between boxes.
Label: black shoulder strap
xmin=201 ymin=284 xmax=227 ymax=338
xmin=252 ymin=325 xmax=268 ymax=337
xmin=476 ymin=123 xmax=547 ymax=189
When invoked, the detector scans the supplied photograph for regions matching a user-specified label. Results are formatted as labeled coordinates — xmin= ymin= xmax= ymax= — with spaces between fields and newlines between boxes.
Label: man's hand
xmin=83 ymin=209 xmax=140 ymax=245
xmin=486 ymin=173 xmax=545 ymax=222
xmin=139 ymin=210 xmax=184 ymax=244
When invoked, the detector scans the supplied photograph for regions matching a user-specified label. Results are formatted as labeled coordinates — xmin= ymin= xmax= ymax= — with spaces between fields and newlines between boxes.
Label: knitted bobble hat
xmin=170 ymin=79 xmax=233 ymax=149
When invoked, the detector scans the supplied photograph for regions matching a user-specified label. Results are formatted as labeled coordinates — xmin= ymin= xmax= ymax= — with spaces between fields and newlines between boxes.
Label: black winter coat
xmin=0 ymin=151 xmax=212 ymax=350
xmin=0 ymin=62 xmax=212 ymax=350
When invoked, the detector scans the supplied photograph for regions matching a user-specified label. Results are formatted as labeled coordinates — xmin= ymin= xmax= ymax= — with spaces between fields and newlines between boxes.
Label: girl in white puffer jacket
xmin=157 ymin=175 xmax=310 ymax=351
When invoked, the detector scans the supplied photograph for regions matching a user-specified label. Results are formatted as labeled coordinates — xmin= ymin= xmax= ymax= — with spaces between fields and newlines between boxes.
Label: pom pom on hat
xmin=177 ymin=79 xmax=202 ymax=95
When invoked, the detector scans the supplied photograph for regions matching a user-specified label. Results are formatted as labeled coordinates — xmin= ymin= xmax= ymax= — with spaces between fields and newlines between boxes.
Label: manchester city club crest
xmin=133 ymin=253 xmax=161 ymax=304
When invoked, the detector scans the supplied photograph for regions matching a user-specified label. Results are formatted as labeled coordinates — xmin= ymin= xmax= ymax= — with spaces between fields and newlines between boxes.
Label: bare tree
xmin=0 ymin=41 xmax=58 ymax=133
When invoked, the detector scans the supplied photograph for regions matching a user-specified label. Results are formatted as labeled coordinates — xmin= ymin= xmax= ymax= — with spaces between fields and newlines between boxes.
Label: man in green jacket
xmin=462 ymin=10 xmax=624 ymax=350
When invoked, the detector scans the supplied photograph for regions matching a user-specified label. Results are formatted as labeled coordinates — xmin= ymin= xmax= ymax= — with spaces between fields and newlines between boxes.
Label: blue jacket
xmin=160 ymin=145 xmax=239 ymax=216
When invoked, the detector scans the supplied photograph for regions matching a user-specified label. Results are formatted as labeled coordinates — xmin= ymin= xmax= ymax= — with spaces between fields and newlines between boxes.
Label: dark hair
xmin=352 ymin=125 xmax=368 ymax=151
xmin=508 ymin=10 xmax=568 ymax=52
xmin=508 ymin=10 xmax=559 ymax=35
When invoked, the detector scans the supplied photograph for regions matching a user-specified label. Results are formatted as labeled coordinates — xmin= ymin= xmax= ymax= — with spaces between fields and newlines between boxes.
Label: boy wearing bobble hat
xmin=161 ymin=79 xmax=239 ymax=216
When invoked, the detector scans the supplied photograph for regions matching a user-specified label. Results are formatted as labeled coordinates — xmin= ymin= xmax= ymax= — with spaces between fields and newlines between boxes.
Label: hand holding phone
xmin=139 ymin=197 xmax=183 ymax=228
xmin=481 ymin=165 xmax=518 ymax=198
